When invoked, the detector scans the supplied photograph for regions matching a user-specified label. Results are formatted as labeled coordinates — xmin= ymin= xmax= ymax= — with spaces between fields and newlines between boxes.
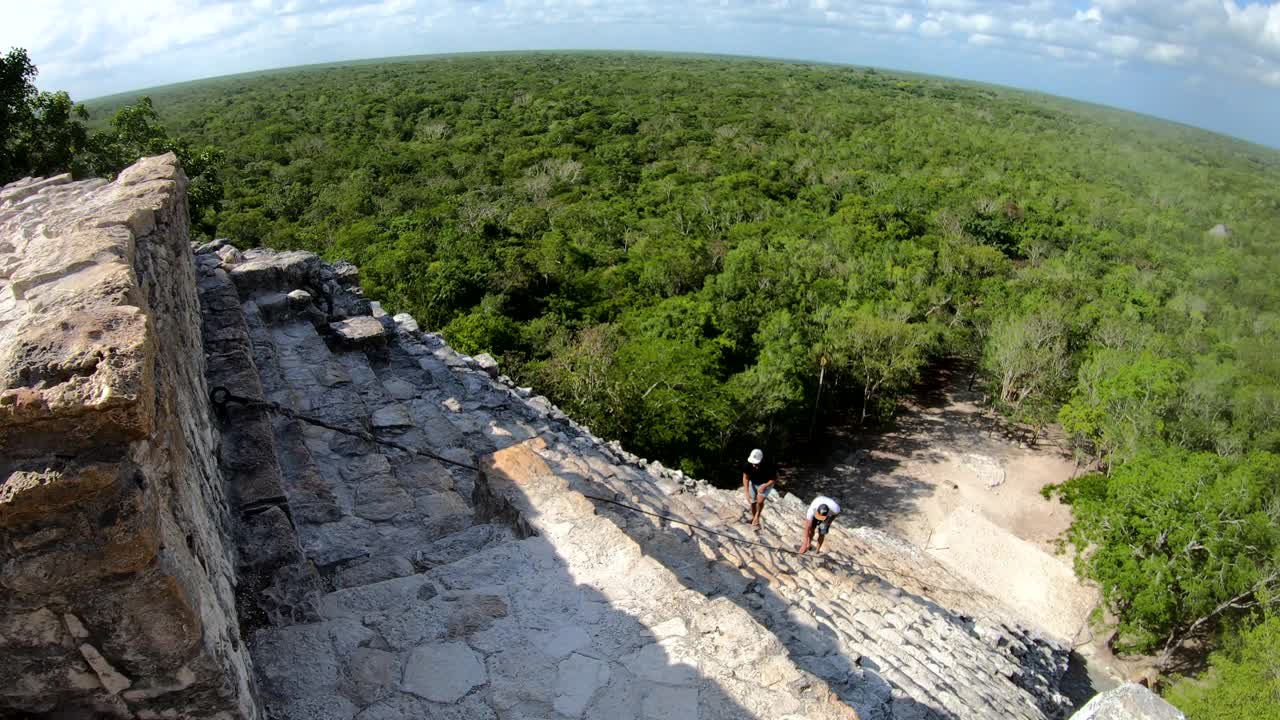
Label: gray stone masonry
xmin=1 ymin=157 xmax=258 ymax=718
xmin=199 ymin=243 xmax=1091 ymax=720
xmin=0 ymin=159 xmax=1188 ymax=720
xmin=1068 ymin=684 xmax=1184 ymax=720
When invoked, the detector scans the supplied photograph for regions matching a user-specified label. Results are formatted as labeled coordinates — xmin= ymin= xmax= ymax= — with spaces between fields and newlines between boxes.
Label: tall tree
xmin=1 ymin=47 xmax=89 ymax=183
xmin=79 ymin=96 xmax=226 ymax=236
xmin=983 ymin=309 xmax=1074 ymax=430
xmin=822 ymin=304 xmax=933 ymax=425
xmin=1050 ymin=449 xmax=1280 ymax=655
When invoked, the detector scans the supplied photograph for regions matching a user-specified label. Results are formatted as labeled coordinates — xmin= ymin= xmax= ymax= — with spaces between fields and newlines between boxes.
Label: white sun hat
xmin=748 ymin=448 xmax=764 ymax=464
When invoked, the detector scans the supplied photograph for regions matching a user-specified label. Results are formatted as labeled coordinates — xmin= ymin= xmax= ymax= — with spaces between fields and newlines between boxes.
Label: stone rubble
xmin=959 ymin=453 xmax=1006 ymax=489
xmin=199 ymin=240 xmax=1084 ymax=720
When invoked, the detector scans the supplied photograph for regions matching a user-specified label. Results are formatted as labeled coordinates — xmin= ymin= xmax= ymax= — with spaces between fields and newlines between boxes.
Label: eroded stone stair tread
xmin=188 ymin=244 xmax=1081 ymax=720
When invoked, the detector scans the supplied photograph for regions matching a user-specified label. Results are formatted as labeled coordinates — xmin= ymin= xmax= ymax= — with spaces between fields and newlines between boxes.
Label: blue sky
xmin=6 ymin=0 xmax=1280 ymax=148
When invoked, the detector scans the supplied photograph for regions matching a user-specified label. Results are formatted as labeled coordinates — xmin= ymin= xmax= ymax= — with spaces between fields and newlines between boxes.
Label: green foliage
xmin=1 ymin=47 xmax=89 ymax=182
xmin=1049 ymin=450 xmax=1280 ymax=653
xmin=1059 ymin=349 xmax=1188 ymax=463
xmin=1165 ymin=614 xmax=1280 ymax=720
xmin=822 ymin=304 xmax=933 ymax=423
xmin=2 ymin=47 xmax=224 ymax=236
xmin=73 ymin=57 xmax=1280 ymax=672
xmin=78 ymin=96 xmax=226 ymax=237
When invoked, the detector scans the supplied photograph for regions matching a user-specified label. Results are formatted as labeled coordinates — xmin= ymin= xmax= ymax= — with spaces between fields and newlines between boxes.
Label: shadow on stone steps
xmin=531 ymin=446 xmax=1071 ymax=720
xmin=247 ymin=462 xmax=838 ymax=719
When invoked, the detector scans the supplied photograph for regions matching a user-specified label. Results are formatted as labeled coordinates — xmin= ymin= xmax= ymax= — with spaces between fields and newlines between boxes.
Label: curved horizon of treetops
xmin=6 ymin=50 xmax=1280 ymax=717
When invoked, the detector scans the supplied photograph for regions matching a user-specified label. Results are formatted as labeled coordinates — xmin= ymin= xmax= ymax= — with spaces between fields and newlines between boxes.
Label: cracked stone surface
xmin=1 ymin=158 xmax=258 ymax=719
xmin=402 ymin=641 xmax=486 ymax=702
xmin=194 ymin=242 xmax=1173 ymax=720
xmin=2 ymin=163 xmax=1187 ymax=720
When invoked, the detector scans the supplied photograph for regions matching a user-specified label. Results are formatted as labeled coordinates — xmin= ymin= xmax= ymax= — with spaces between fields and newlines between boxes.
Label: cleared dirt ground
xmin=780 ymin=367 xmax=1123 ymax=692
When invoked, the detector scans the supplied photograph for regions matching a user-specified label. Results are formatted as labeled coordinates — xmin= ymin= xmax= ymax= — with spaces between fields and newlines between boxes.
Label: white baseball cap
xmin=748 ymin=449 xmax=764 ymax=464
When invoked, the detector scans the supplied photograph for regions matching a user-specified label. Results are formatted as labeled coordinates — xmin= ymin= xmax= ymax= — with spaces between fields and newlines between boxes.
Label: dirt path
xmin=781 ymin=367 xmax=1108 ymax=671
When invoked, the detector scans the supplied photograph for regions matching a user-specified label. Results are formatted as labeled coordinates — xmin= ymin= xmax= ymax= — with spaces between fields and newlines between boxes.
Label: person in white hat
xmin=799 ymin=495 xmax=841 ymax=554
xmin=742 ymin=448 xmax=776 ymax=529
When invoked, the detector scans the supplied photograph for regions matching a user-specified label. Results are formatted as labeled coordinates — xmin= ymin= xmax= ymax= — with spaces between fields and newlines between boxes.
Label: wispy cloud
xmin=3 ymin=1 xmax=1279 ymax=145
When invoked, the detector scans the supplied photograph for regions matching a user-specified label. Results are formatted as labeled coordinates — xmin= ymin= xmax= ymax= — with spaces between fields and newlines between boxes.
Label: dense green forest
xmin=8 ymin=51 xmax=1280 ymax=714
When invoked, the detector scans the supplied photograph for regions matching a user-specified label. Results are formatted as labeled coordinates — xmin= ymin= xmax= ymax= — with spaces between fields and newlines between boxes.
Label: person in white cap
xmin=799 ymin=495 xmax=841 ymax=554
xmin=742 ymin=448 xmax=776 ymax=529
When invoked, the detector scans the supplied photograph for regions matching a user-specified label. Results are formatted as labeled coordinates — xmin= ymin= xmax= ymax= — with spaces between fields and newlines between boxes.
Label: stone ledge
xmin=0 ymin=306 xmax=155 ymax=453
xmin=1068 ymin=684 xmax=1185 ymax=720
xmin=0 ymin=155 xmax=189 ymax=456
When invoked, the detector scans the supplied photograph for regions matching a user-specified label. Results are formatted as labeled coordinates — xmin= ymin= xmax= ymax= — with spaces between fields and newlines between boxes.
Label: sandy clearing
xmin=784 ymin=368 xmax=1101 ymax=648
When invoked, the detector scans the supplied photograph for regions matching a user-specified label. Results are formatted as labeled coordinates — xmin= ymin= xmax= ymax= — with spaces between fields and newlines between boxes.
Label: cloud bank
xmin=4 ymin=0 xmax=1278 ymax=146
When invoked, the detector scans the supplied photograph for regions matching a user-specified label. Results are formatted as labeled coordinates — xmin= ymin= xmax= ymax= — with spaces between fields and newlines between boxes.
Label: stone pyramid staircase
xmin=194 ymin=243 xmax=1072 ymax=720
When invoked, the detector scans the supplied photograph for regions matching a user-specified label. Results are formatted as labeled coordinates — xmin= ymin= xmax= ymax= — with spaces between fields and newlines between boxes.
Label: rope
xmin=585 ymin=493 xmax=813 ymax=558
xmin=212 ymin=386 xmax=977 ymax=596
xmin=209 ymin=387 xmax=480 ymax=472
xmin=583 ymin=493 xmax=979 ymax=596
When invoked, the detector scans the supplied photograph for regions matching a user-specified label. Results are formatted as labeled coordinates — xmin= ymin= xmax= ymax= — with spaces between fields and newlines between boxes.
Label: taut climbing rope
xmin=209 ymin=387 xmax=480 ymax=473
xmin=582 ymin=493 xmax=980 ymax=596
xmin=211 ymin=386 xmax=977 ymax=595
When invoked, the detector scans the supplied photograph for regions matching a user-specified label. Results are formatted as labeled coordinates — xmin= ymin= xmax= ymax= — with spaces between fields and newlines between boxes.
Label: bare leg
xmin=751 ymin=500 xmax=764 ymax=526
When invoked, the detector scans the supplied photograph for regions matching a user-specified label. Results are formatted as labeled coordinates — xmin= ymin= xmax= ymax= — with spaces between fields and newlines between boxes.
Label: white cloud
xmin=8 ymin=0 xmax=1277 ymax=93
xmin=919 ymin=18 xmax=946 ymax=36
xmin=1223 ymin=1 xmax=1280 ymax=59
xmin=1146 ymin=42 xmax=1195 ymax=65
xmin=4 ymin=0 xmax=1280 ymax=146
xmin=1098 ymin=33 xmax=1141 ymax=57
xmin=1074 ymin=7 xmax=1102 ymax=23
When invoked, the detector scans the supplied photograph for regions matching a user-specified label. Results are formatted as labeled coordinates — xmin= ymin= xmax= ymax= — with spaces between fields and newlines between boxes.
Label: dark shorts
xmin=749 ymin=482 xmax=773 ymax=502
xmin=815 ymin=516 xmax=835 ymax=535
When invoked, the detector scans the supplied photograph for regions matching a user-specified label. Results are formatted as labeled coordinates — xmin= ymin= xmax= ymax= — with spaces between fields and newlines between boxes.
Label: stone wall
xmin=0 ymin=156 xmax=257 ymax=719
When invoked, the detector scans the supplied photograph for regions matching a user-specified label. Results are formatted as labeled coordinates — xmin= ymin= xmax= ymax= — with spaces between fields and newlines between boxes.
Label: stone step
xmin=230 ymin=289 xmax=489 ymax=587
xmin=196 ymin=258 xmax=326 ymax=631
xmin=201 ymin=246 xmax=1074 ymax=720
xmin=246 ymin=440 xmax=857 ymax=720
xmin=522 ymin=434 xmax=1070 ymax=720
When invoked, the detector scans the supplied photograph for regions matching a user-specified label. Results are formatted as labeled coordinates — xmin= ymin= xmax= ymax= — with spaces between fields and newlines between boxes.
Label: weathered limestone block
xmin=1068 ymin=684 xmax=1185 ymax=720
xmin=402 ymin=641 xmax=488 ymax=702
xmin=472 ymin=352 xmax=500 ymax=379
xmin=0 ymin=462 xmax=158 ymax=594
xmin=229 ymin=250 xmax=324 ymax=292
xmin=1 ymin=274 xmax=155 ymax=452
xmin=227 ymin=248 xmax=371 ymax=320
xmin=330 ymin=315 xmax=387 ymax=346
xmin=0 ymin=156 xmax=260 ymax=719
